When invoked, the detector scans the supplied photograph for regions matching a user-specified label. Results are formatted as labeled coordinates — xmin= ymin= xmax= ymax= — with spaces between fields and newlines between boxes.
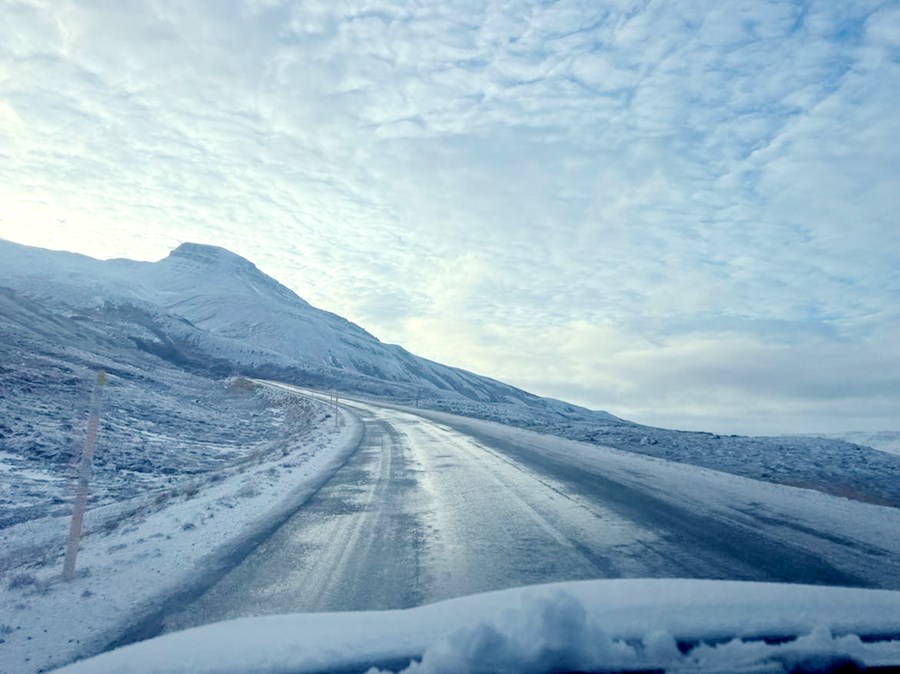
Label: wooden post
xmin=63 ymin=370 xmax=106 ymax=581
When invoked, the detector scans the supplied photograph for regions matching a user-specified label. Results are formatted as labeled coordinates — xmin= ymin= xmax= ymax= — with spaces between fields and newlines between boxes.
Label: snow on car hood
xmin=53 ymin=579 xmax=900 ymax=674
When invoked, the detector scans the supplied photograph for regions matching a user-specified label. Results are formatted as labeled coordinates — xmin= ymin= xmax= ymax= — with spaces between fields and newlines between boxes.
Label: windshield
xmin=1 ymin=2 xmax=898 ymax=673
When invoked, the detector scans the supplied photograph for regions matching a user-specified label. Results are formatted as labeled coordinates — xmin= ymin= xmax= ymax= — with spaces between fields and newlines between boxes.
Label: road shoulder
xmin=0 ymin=398 xmax=362 ymax=674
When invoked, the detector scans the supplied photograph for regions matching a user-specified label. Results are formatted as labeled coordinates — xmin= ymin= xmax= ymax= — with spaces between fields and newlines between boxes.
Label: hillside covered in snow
xmin=0 ymin=240 xmax=616 ymax=420
xmin=2 ymin=239 xmax=899 ymax=509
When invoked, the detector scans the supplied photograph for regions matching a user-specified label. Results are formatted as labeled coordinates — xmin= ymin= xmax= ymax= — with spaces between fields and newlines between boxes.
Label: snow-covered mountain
xmin=4 ymin=239 xmax=900 ymax=508
xmin=0 ymin=239 xmax=613 ymax=420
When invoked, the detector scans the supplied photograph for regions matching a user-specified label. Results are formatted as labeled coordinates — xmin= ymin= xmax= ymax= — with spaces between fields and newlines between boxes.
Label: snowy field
xmin=0 ymin=383 xmax=359 ymax=674
xmin=797 ymin=430 xmax=900 ymax=457
xmin=417 ymin=397 xmax=900 ymax=508
xmin=0 ymin=358 xmax=325 ymax=528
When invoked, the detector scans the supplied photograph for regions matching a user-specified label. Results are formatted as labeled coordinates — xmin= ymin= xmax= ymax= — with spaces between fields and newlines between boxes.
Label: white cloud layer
xmin=2 ymin=0 xmax=898 ymax=434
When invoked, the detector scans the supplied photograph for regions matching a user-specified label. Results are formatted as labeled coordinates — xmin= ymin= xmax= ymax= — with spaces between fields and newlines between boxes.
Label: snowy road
xmin=158 ymin=395 xmax=898 ymax=634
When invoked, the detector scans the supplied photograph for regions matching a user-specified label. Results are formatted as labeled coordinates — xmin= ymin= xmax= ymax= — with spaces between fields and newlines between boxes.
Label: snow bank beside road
xmin=53 ymin=579 xmax=900 ymax=674
xmin=422 ymin=398 xmax=900 ymax=508
xmin=390 ymin=405 xmax=900 ymax=590
xmin=0 ymin=400 xmax=361 ymax=674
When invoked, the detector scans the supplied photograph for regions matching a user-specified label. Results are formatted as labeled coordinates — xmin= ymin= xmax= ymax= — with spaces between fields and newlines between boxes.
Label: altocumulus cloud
xmin=1 ymin=0 xmax=898 ymax=434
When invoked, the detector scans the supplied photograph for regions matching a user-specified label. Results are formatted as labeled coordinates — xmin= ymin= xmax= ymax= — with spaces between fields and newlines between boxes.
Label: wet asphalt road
xmin=159 ymin=398 xmax=874 ymax=634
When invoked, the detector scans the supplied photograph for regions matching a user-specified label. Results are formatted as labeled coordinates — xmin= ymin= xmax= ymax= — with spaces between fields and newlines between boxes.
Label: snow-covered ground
xmin=417 ymin=397 xmax=900 ymax=508
xmin=4 ymin=389 xmax=900 ymax=673
xmin=0 ymin=239 xmax=593 ymax=413
xmin=0 ymin=358 xmax=321 ymax=528
xmin=797 ymin=430 xmax=900 ymax=457
xmin=4 ymin=239 xmax=900 ymax=673
xmin=0 ymin=391 xmax=360 ymax=674
xmin=52 ymin=579 xmax=900 ymax=674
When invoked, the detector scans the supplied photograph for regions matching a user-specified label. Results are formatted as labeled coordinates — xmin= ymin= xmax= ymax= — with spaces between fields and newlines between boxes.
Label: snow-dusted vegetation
xmin=0 ymin=255 xmax=365 ymax=672
xmin=417 ymin=398 xmax=900 ymax=507
xmin=0 ymin=284 xmax=329 ymax=531
xmin=0 ymin=382 xmax=358 ymax=674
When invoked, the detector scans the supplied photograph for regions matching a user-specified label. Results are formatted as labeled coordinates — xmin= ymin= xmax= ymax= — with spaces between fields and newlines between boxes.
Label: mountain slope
xmin=2 ymin=239 xmax=899 ymax=507
xmin=0 ymin=239 xmax=616 ymax=421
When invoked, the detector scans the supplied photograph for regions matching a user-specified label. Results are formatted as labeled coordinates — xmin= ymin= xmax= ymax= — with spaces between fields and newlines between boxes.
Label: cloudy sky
xmin=2 ymin=0 xmax=899 ymax=435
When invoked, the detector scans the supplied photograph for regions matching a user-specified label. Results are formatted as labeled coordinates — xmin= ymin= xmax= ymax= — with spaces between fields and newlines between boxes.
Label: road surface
xmin=154 ymin=394 xmax=890 ymax=635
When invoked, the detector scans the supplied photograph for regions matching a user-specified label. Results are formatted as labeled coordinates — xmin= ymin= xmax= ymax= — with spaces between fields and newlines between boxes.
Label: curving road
xmin=154 ymin=393 xmax=899 ymax=635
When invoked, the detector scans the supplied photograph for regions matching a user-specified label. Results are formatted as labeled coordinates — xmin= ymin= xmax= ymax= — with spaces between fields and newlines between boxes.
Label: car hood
xmin=53 ymin=578 xmax=900 ymax=674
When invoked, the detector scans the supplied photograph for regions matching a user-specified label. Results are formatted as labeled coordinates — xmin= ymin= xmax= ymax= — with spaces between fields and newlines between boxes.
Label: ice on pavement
xmin=6 ymin=388 xmax=900 ymax=674
xmin=53 ymin=579 xmax=900 ymax=674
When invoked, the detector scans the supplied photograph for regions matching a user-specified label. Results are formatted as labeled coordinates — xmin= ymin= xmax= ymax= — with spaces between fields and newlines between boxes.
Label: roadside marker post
xmin=63 ymin=369 xmax=107 ymax=581
xmin=333 ymin=392 xmax=339 ymax=427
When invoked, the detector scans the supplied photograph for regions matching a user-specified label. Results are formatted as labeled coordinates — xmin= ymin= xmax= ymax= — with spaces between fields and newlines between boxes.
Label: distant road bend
xmin=159 ymin=385 xmax=895 ymax=633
